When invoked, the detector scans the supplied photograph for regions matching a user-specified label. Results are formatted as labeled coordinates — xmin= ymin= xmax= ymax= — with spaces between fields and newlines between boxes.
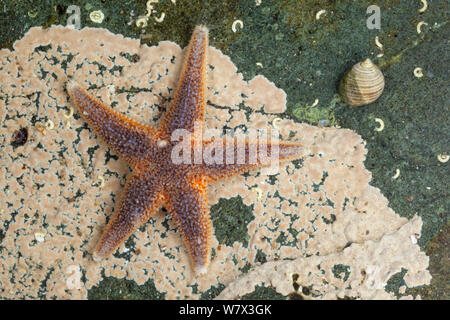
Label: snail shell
xmin=339 ymin=58 xmax=385 ymax=107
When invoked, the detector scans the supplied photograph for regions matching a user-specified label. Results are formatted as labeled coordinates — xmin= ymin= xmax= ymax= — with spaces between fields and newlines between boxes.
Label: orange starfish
xmin=67 ymin=25 xmax=304 ymax=275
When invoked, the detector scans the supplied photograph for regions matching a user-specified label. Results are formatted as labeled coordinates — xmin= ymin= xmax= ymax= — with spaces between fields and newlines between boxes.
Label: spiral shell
xmin=339 ymin=58 xmax=385 ymax=107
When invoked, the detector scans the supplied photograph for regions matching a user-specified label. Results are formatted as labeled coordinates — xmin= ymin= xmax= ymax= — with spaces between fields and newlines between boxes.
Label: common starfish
xmin=67 ymin=25 xmax=304 ymax=275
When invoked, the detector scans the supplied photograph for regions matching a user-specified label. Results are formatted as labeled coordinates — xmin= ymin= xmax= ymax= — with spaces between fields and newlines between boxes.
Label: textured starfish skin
xmin=67 ymin=25 xmax=304 ymax=275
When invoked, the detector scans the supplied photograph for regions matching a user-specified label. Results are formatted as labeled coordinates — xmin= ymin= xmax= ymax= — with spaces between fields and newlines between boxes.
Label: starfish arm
xmin=67 ymin=81 xmax=158 ymax=166
xmin=165 ymin=181 xmax=212 ymax=275
xmin=160 ymin=25 xmax=208 ymax=136
xmin=195 ymin=138 xmax=304 ymax=181
xmin=93 ymin=171 xmax=163 ymax=260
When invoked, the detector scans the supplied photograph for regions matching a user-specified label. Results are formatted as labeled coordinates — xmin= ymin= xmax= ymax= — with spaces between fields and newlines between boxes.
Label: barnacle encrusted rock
xmin=0 ymin=26 xmax=431 ymax=299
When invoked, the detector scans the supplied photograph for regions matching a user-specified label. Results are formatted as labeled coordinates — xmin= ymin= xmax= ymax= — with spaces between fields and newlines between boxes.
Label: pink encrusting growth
xmin=67 ymin=25 xmax=304 ymax=274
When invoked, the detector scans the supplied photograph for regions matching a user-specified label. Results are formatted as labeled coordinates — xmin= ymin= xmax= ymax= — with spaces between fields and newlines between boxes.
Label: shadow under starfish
xmin=67 ymin=25 xmax=304 ymax=275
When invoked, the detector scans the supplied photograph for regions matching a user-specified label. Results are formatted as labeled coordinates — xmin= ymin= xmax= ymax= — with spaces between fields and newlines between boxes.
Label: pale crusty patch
xmin=0 ymin=26 xmax=430 ymax=299
xmin=217 ymin=216 xmax=431 ymax=300
xmin=246 ymin=75 xmax=287 ymax=113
